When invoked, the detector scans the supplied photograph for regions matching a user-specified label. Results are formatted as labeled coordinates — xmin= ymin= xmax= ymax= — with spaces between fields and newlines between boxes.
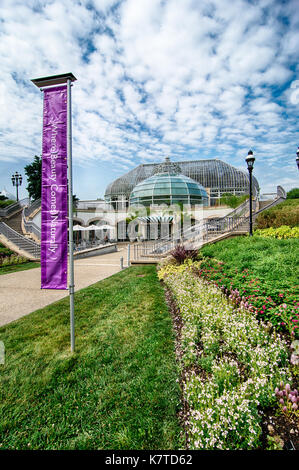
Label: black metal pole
xmin=249 ymin=167 xmax=253 ymax=236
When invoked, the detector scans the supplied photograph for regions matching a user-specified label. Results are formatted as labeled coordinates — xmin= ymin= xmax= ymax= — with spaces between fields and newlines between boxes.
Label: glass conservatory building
xmin=129 ymin=158 xmax=208 ymax=207
xmin=105 ymin=158 xmax=259 ymax=207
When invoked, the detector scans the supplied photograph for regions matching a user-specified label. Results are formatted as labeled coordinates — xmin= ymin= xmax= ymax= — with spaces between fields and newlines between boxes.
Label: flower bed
xmin=159 ymin=262 xmax=298 ymax=450
xmin=193 ymin=257 xmax=299 ymax=339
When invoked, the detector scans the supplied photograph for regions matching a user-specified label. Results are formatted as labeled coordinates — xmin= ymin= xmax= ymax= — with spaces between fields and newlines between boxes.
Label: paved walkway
xmin=0 ymin=246 xmax=128 ymax=327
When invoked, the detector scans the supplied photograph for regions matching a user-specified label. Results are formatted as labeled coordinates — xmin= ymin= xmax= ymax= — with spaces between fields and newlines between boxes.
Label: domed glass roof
xmin=129 ymin=158 xmax=208 ymax=207
xmin=105 ymin=158 xmax=259 ymax=207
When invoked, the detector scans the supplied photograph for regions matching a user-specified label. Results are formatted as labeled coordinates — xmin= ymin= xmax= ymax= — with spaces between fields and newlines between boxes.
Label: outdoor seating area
xmin=72 ymin=223 xmax=116 ymax=252
xmin=74 ymin=238 xmax=117 ymax=252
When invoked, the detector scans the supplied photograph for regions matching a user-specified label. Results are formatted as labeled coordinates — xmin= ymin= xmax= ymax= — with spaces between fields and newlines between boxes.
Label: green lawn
xmin=0 ymin=261 xmax=40 ymax=275
xmin=200 ymin=236 xmax=298 ymax=285
xmin=0 ymin=265 xmax=181 ymax=450
xmin=199 ymin=236 xmax=299 ymax=337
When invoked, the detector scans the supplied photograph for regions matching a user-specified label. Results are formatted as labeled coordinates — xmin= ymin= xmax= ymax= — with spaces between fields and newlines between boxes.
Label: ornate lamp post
xmin=245 ymin=150 xmax=255 ymax=236
xmin=296 ymin=147 xmax=299 ymax=171
xmin=11 ymin=171 xmax=22 ymax=201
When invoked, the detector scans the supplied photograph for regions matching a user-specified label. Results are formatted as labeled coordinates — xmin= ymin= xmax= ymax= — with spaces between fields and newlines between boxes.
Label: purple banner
xmin=41 ymin=85 xmax=68 ymax=289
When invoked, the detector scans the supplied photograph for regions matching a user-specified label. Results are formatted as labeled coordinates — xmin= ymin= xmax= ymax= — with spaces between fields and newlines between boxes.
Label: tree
xmin=219 ymin=193 xmax=249 ymax=209
xmin=287 ymin=188 xmax=299 ymax=199
xmin=24 ymin=155 xmax=42 ymax=201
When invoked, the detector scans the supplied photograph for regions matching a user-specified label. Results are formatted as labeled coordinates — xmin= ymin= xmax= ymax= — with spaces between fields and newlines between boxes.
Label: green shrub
xmin=287 ymin=188 xmax=299 ymax=199
xmin=0 ymin=254 xmax=27 ymax=267
xmin=256 ymin=199 xmax=299 ymax=229
xmin=254 ymin=226 xmax=299 ymax=239
xmin=0 ymin=199 xmax=15 ymax=208
xmin=219 ymin=193 xmax=249 ymax=208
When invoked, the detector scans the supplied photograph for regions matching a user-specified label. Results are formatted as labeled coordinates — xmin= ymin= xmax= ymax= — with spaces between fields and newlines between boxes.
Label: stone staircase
xmin=0 ymin=207 xmax=40 ymax=260
xmin=132 ymin=189 xmax=287 ymax=262
xmin=3 ymin=208 xmax=23 ymax=234
xmin=0 ymin=221 xmax=40 ymax=260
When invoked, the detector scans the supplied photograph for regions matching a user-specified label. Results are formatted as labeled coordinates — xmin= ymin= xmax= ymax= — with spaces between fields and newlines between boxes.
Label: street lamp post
xmin=245 ymin=150 xmax=255 ymax=237
xmin=296 ymin=147 xmax=299 ymax=171
xmin=11 ymin=172 xmax=22 ymax=201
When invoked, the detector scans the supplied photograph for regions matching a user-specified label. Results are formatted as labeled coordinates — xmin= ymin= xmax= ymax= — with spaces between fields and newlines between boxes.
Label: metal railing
xmin=22 ymin=210 xmax=41 ymax=240
xmin=133 ymin=216 xmax=249 ymax=260
xmin=23 ymin=198 xmax=41 ymax=218
xmin=0 ymin=221 xmax=40 ymax=259
xmin=0 ymin=198 xmax=29 ymax=218
xmin=277 ymin=185 xmax=287 ymax=199
xmin=226 ymin=198 xmax=253 ymax=218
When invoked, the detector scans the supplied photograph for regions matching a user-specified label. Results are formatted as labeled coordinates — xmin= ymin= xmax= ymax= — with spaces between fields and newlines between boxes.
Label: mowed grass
xmin=0 ymin=265 xmax=181 ymax=450
xmin=200 ymin=235 xmax=299 ymax=285
xmin=0 ymin=261 xmax=40 ymax=275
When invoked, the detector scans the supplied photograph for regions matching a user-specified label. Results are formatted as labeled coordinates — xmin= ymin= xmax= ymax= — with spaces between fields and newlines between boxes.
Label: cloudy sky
xmin=0 ymin=0 xmax=298 ymax=200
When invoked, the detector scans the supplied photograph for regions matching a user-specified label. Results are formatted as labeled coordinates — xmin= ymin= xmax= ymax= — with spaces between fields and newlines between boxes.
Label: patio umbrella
xmin=97 ymin=224 xmax=114 ymax=230
xmin=88 ymin=224 xmax=105 ymax=230
xmin=71 ymin=224 xmax=85 ymax=245
xmin=87 ymin=224 xmax=102 ymax=242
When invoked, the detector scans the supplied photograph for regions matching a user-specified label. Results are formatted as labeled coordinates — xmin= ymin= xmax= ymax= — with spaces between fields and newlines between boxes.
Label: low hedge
xmin=254 ymin=226 xmax=299 ymax=239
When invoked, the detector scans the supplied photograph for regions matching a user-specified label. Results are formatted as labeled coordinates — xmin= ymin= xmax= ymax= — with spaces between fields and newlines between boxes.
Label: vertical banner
xmin=41 ymin=86 xmax=68 ymax=289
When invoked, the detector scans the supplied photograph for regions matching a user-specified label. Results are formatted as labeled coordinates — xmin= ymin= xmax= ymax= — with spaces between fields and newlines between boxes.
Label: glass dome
xmin=105 ymin=158 xmax=259 ymax=207
xmin=129 ymin=164 xmax=208 ymax=207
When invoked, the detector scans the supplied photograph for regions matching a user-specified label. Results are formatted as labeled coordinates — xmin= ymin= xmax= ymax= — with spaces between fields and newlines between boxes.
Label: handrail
xmin=22 ymin=208 xmax=41 ymax=240
xmin=0 ymin=197 xmax=29 ymax=218
xmin=133 ymin=216 xmax=249 ymax=259
xmin=277 ymin=185 xmax=287 ymax=199
xmin=23 ymin=198 xmax=41 ymax=218
xmin=226 ymin=198 xmax=250 ymax=218
xmin=0 ymin=221 xmax=40 ymax=259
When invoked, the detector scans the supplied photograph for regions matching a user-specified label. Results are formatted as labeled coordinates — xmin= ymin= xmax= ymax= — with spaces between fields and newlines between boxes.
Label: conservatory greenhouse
xmin=105 ymin=157 xmax=259 ymax=208
xmin=25 ymin=157 xmax=260 ymax=243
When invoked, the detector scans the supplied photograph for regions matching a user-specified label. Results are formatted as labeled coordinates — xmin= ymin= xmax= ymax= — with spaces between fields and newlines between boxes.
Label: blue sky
xmin=0 ymin=0 xmax=298 ymax=201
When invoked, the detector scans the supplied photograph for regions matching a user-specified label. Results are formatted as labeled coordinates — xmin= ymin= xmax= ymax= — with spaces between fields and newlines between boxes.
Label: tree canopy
xmin=24 ymin=155 xmax=80 ymax=206
xmin=286 ymin=188 xmax=299 ymax=199
xmin=219 ymin=193 xmax=249 ymax=208
xmin=24 ymin=155 xmax=42 ymax=201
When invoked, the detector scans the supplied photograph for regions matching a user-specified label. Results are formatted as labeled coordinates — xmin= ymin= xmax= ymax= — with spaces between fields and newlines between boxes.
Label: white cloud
xmin=0 ymin=0 xmax=298 ymax=198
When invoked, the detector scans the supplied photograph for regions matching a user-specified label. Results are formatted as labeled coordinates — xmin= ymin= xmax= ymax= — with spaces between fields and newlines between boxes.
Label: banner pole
xmin=67 ymin=78 xmax=75 ymax=352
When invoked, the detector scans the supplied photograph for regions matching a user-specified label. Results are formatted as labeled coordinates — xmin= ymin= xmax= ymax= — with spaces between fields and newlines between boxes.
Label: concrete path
xmin=0 ymin=246 xmax=128 ymax=327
